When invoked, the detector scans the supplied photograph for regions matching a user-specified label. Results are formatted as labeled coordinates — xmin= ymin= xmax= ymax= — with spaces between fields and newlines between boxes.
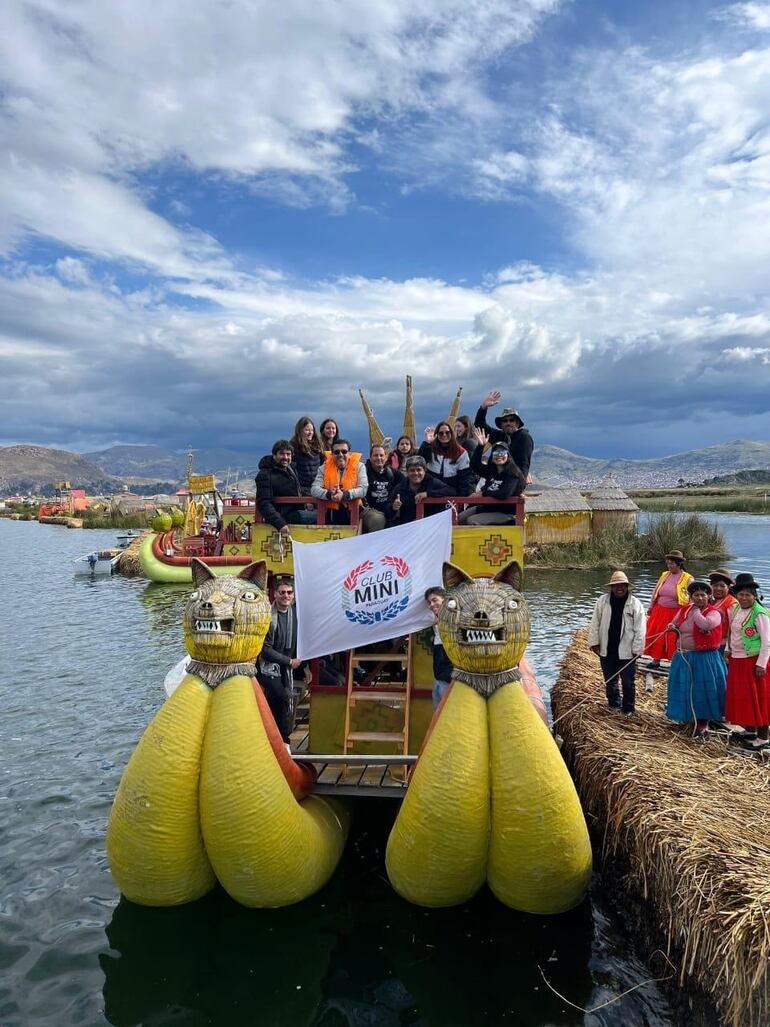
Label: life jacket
xmin=651 ymin=569 xmax=693 ymax=606
xmin=673 ymin=604 xmax=722 ymax=651
xmin=729 ymin=602 xmax=770 ymax=657
xmin=322 ymin=452 xmax=363 ymax=510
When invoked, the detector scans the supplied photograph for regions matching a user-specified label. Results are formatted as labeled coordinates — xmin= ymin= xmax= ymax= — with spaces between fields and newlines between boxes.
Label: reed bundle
xmin=116 ymin=533 xmax=149 ymax=578
xmin=552 ymin=630 xmax=770 ymax=1027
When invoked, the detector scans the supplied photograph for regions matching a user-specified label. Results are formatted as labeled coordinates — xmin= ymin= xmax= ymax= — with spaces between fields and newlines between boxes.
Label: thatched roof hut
xmin=587 ymin=476 xmax=639 ymax=533
xmin=553 ymin=630 xmax=770 ymax=1027
xmin=524 ymin=489 xmax=591 ymax=545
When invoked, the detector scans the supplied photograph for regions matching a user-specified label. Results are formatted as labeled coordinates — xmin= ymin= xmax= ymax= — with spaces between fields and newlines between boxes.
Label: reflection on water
xmin=2 ymin=515 xmax=768 ymax=1026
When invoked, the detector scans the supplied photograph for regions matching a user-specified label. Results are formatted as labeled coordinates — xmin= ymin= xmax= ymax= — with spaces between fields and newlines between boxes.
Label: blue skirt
xmin=667 ymin=650 xmax=726 ymax=722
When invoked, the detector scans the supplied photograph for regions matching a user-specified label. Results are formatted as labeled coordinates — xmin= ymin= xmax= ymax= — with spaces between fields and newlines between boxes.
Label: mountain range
xmin=2 ymin=439 xmax=770 ymax=494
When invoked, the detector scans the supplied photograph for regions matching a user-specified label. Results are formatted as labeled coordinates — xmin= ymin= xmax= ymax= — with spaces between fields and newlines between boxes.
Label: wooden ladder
xmin=343 ymin=637 xmax=413 ymax=758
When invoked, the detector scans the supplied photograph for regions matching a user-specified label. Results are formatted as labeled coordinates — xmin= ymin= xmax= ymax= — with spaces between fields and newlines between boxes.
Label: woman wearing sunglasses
xmin=418 ymin=420 xmax=472 ymax=495
xmin=458 ymin=428 xmax=525 ymax=524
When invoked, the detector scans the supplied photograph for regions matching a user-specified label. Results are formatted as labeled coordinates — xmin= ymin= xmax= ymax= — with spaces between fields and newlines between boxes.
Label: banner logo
xmin=341 ymin=555 xmax=412 ymax=625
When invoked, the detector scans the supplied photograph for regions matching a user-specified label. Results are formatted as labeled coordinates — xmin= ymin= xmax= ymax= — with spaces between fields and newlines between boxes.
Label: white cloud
xmin=721 ymin=3 xmax=770 ymax=30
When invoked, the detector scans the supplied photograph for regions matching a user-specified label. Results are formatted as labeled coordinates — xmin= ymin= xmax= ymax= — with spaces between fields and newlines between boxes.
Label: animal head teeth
xmin=196 ymin=619 xmax=222 ymax=632
xmin=462 ymin=628 xmax=503 ymax=644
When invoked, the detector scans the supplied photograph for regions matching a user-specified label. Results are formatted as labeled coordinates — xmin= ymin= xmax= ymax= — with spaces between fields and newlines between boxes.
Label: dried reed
xmin=552 ymin=629 xmax=770 ymax=1027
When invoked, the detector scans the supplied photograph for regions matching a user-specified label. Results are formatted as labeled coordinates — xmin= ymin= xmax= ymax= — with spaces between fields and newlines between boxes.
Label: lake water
xmin=2 ymin=514 xmax=768 ymax=1027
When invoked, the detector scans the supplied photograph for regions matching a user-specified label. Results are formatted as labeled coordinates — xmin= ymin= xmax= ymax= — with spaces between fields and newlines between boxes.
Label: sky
xmin=1 ymin=0 xmax=770 ymax=460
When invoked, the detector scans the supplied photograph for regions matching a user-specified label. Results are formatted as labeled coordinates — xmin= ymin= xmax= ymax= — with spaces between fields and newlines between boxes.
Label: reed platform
xmin=552 ymin=629 xmax=770 ymax=1027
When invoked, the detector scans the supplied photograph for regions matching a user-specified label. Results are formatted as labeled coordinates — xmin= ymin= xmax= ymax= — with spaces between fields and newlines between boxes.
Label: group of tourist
xmin=255 ymin=391 xmax=532 ymax=533
xmin=589 ymin=557 xmax=770 ymax=749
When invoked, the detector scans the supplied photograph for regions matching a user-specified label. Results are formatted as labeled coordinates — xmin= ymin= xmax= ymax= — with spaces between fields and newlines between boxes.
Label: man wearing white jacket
xmin=588 ymin=571 xmax=647 ymax=715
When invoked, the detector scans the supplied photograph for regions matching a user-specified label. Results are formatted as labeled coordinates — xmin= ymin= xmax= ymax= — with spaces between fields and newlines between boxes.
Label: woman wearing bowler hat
xmin=707 ymin=568 xmax=737 ymax=653
xmin=724 ymin=573 xmax=770 ymax=750
xmin=665 ymin=579 xmax=726 ymax=738
xmin=643 ymin=550 xmax=694 ymax=666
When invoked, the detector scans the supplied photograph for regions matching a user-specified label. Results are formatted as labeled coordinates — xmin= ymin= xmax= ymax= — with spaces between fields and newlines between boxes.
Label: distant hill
xmin=702 ymin=469 xmax=770 ymax=486
xmin=86 ymin=445 xmax=258 ymax=482
xmin=0 ymin=446 xmax=117 ymax=494
xmin=3 ymin=439 xmax=769 ymax=494
xmin=533 ymin=440 xmax=770 ymax=488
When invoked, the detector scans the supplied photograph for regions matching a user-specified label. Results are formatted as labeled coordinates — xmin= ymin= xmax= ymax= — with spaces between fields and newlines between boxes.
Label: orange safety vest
xmin=321 ymin=452 xmax=363 ymax=510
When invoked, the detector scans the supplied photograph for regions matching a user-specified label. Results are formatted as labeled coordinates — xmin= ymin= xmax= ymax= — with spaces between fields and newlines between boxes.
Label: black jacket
xmin=473 ymin=407 xmax=534 ymax=479
xmin=255 ymin=455 xmax=303 ymax=530
xmin=365 ymin=462 xmax=403 ymax=513
xmin=432 ymin=633 xmax=454 ymax=683
xmin=385 ymin=476 xmax=454 ymax=524
xmin=469 ymin=446 xmax=525 ymax=514
xmin=292 ymin=449 xmax=324 ymax=494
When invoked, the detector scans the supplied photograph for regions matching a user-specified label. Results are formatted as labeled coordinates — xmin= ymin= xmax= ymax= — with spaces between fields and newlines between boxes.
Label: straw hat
xmin=664 ymin=549 xmax=685 ymax=562
xmin=605 ymin=571 xmax=633 ymax=589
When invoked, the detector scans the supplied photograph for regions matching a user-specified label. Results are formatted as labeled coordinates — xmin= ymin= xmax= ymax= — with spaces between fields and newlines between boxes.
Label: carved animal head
xmin=438 ymin=560 xmax=529 ymax=674
xmin=183 ymin=560 xmax=271 ymax=664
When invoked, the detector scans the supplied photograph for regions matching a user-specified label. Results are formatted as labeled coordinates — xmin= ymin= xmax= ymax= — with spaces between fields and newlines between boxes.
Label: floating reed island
xmin=552 ymin=630 xmax=770 ymax=1027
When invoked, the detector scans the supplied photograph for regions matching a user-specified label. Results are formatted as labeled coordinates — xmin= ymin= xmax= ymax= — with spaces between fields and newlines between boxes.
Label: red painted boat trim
xmin=151 ymin=532 xmax=252 ymax=568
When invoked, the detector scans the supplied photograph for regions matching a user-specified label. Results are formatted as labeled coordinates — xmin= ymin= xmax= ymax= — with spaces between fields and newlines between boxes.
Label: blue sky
xmin=1 ymin=0 xmax=769 ymax=462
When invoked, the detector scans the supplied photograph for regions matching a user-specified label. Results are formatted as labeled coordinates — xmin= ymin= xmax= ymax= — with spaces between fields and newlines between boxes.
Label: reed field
xmin=631 ymin=488 xmax=770 ymax=514
xmin=527 ymin=512 xmax=728 ymax=569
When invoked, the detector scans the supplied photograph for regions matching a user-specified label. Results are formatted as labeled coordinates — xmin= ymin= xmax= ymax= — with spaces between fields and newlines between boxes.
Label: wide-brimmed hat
xmin=494 ymin=407 xmax=523 ymax=429
xmin=605 ymin=571 xmax=633 ymax=588
xmin=732 ymin=572 xmax=760 ymax=593
xmin=687 ymin=579 xmax=712 ymax=595
xmin=707 ymin=568 xmax=734 ymax=586
xmin=664 ymin=550 xmax=685 ymax=562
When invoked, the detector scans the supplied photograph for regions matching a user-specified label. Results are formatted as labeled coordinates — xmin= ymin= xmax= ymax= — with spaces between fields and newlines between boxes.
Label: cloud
xmin=1 ymin=1 xmax=769 ymax=460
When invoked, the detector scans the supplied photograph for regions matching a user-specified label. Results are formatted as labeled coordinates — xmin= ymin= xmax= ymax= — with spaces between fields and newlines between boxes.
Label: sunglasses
xmin=436 ymin=430 xmax=452 ymax=436
xmin=333 ymin=449 xmax=349 ymax=455
xmin=277 ymin=589 xmax=294 ymax=596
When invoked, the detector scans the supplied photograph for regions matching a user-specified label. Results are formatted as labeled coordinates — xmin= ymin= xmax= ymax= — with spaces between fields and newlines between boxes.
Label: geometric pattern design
xmin=477 ymin=533 xmax=513 ymax=567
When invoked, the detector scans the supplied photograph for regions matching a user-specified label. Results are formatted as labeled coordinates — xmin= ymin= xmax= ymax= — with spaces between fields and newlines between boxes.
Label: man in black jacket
xmin=255 ymin=440 xmax=317 ymax=535
xmin=361 ymin=444 xmax=403 ymax=532
xmin=385 ymin=455 xmax=453 ymax=525
xmin=474 ymin=390 xmax=534 ymax=480
xmin=257 ymin=576 xmax=309 ymax=745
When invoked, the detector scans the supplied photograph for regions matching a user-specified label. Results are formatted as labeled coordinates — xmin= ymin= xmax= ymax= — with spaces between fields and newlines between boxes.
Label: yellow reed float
xmin=107 ymin=559 xmax=349 ymax=907
xmin=386 ymin=560 xmax=592 ymax=913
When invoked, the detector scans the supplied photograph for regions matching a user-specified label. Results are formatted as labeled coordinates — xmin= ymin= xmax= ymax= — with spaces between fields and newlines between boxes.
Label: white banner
xmin=294 ymin=510 xmax=453 ymax=660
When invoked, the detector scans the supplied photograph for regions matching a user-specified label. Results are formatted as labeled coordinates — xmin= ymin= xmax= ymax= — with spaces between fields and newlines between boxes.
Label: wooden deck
xmin=288 ymin=702 xmax=415 ymax=798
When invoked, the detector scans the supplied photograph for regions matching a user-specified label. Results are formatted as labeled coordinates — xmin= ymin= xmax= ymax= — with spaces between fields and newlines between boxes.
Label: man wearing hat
xmin=588 ymin=571 xmax=647 ymax=714
xmin=474 ymin=390 xmax=534 ymax=480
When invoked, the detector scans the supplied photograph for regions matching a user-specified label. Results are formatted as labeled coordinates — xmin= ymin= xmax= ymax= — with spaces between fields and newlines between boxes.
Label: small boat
xmin=116 ymin=530 xmax=142 ymax=549
xmin=73 ymin=549 xmax=120 ymax=576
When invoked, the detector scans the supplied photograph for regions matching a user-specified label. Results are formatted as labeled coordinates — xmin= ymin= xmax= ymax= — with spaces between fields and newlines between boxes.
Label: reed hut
xmin=553 ymin=630 xmax=770 ymax=1027
xmin=523 ymin=489 xmax=591 ymax=545
xmin=588 ymin=476 xmax=639 ymax=533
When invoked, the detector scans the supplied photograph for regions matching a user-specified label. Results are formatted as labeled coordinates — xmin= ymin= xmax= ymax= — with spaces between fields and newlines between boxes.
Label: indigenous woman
xmin=458 ymin=429 xmax=525 ymax=524
xmin=724 ymin=573 xmax=770 ymax=750
xmin=319 ymin=418 xmax=339 ymax=452
xmin=665 ymin=580 xmax=726 ymax=738
xmin=707 ymin=568 xmax=738 ymax=654
xmin=289 ymin=417 xmax=324 ymax=494
xmin=418 ymin=421 xmax=472 ymax=495
xmin=644 ymin=550 xmax=693 ymax=666
xmin=388 ymin=435 xmax=415 ymax=472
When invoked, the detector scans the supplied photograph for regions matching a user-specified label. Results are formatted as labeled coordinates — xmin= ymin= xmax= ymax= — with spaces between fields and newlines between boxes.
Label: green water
xmin=3 ymin=515 xmax=767 ymax=1026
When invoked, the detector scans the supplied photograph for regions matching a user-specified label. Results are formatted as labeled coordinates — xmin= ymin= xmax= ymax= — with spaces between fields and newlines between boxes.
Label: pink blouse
xmin=728 ymin=608 xmax=770 ymax=668
xmin=657 ymin=572 xmax=682 ymax=609
xmin=677 ymin=607 xmax=721 ymax=651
